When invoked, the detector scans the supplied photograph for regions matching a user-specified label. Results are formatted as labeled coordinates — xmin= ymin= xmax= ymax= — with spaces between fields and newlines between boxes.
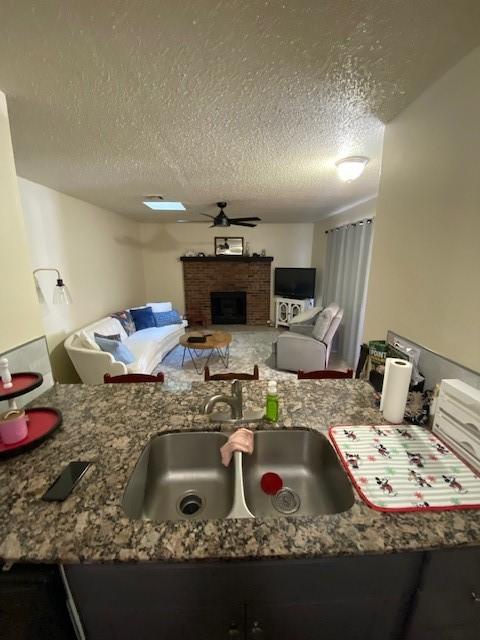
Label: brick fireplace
xmin=181 ymin=256 xmax=273 ymax=325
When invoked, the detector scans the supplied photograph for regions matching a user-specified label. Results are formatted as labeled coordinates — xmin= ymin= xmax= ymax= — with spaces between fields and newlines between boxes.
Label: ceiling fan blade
xmin=229 ymin=217 xmax=261 ymax=222
xmin=201 ymin=213 xmax=216 ymax=219
xmin=232 ymin=221 xmax=257 ymax=227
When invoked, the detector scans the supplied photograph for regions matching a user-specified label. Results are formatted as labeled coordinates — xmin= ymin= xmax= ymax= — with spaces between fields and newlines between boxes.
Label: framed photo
xmin=214 ymin=236 xmax=244 ymax=256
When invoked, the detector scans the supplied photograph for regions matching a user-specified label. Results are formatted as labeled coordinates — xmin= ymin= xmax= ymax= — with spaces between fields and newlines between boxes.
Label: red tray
xmin=0 ymin=408 xmax=62 ymax=459
xmin=0 ymin=372 xmax=43 ymax=401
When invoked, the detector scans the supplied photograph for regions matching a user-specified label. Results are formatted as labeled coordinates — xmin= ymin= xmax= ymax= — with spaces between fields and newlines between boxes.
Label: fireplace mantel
xmin=180 ymin=256 xmax=273 ymax=263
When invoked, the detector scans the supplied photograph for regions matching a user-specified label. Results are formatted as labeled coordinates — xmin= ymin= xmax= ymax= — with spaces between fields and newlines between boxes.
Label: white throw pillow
xmin=76 ymin=330 xmax=101 ymax=351
xmin=147 ymin=302 xmax=172 ymax=312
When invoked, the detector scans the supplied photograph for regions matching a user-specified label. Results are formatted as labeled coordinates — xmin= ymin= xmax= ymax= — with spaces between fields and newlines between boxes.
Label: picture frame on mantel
xmin=214 ymin=237 xmax=244 ymax=256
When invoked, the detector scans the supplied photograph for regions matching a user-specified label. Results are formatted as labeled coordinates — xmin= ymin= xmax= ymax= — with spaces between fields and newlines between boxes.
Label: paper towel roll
xmin=381 ymin=358 xmax=413 ymax=423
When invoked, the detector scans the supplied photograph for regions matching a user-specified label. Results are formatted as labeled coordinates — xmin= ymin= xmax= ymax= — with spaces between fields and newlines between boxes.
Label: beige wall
xmin=0 ymin=93 xmax=43 ymax=353
xmin=364 ymin=47 xmax=480 ymax=371
xmin=311 ymin=197 xmax=377 ymax=302
xmin=140 ymin=222 xmax=314 ymax=320
xmin=20 ymin=178 xmax=146 ymax=382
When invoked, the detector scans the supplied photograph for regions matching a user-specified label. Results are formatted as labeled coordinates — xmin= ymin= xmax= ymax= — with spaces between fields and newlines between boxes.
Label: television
xmin=274 ymin=268 xmax=316 ymax=299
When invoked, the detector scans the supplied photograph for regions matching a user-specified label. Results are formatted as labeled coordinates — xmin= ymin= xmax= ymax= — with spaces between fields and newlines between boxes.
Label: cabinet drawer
xmin=434 ymin=411 xmax=480 ymax=468
xmin=407 ymin=623 xmax=480 ymax=640
xmin=409 ymin=591 xmax=480 ymax=629
xmin=248 ymin=597 xmax=408 ymax=640
xmin=235 ymin=554 xmax=421 ymax=604
xmin=439 ymin=392 xmax=480 ymax=428
xmin=66 ymin=563 xmax=235 ymax=607
xmin=405 ymin=548 xmax=480 ymax=639
xmin=79 ymin=604 xmax=245 ymax=640
xmin=420 ymin=548 xmax=480 ymax=594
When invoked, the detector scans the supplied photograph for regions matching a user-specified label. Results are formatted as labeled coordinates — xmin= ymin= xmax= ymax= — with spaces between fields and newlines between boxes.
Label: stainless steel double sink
xmin=122 ymin=430 xmax=354 ymax=521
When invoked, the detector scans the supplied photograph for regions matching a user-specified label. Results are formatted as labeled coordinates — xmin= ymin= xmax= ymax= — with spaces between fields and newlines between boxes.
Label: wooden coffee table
xmin=179 ymin=331 xmax=232 ymax=375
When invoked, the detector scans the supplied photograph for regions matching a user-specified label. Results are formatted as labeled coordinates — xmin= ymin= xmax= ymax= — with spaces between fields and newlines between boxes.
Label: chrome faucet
xmin=202 ymin=380 xmax=243 ymax=420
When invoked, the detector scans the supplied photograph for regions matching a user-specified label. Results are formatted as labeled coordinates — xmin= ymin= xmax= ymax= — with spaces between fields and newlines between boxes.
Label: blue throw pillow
xmin=130 ymin=306 xmax=156 ymax=331
xmin=94 ymin=336 xmax=135 ymax=365
xmin=154 ymin=310 xmax=183 ymax=327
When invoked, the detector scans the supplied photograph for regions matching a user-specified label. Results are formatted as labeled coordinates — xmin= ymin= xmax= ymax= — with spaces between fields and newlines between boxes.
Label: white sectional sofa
xmin=65 ymin=302 xmax=187 ymax=384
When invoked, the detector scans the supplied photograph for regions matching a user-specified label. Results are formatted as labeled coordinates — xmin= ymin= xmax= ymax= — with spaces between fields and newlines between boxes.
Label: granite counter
xmin=0 ymin=380 xmax=479 ymax=563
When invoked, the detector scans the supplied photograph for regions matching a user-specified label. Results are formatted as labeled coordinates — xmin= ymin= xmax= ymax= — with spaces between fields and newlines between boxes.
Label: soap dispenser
xmin=265 ymin=380 xmax=279 ymax=422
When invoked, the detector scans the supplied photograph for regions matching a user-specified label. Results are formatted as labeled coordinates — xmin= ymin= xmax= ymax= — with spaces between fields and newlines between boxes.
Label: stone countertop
xmin=0 ymin=380 xmax=479 ymax=563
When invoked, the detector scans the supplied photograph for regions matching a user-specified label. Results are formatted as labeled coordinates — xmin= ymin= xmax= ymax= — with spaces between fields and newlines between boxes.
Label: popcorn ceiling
xmin=0 ymin=0 xmax=478 ymax=222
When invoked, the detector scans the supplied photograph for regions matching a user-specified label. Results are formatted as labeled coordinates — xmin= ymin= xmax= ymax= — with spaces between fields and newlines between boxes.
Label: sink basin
xmin=123 ymin=429 xmax=354 ymax=522
xmin=242 ymin=430 xmax=354 ymax=518
xmin=122 ymin=432 xmax=234 ymax=521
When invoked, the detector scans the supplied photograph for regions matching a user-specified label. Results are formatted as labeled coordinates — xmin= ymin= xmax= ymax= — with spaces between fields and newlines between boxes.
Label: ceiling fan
xmin=201 ymin=202 xmax=261 ymax=228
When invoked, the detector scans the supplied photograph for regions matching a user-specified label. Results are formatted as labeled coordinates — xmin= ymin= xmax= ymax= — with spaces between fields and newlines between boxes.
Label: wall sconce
xmin=33 ymin=268 xmax=73 ymax=305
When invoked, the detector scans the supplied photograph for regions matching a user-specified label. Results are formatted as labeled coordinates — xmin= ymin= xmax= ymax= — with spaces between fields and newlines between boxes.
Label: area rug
xmin=153 ymin=329 xmax=295 ymax=388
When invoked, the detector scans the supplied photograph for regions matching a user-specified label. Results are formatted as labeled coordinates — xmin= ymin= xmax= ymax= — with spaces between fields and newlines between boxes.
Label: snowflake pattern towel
xmin=329 ymin=425 xmax=480 ymax=512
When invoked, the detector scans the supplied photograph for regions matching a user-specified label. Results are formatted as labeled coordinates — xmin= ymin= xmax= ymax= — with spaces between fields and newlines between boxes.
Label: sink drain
xmin=271 ymin=487 xmax=301 ymax=515
xmin=177 ymin=492 xmax=204 ymax=517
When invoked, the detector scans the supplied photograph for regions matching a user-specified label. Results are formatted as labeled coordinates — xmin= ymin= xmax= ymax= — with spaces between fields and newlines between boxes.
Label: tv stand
xmin=275 ymin=297 xmax=314 ymax=328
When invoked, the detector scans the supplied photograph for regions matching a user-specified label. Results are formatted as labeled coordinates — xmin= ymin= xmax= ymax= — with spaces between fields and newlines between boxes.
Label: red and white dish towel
xmin=329 ymin=425 xmax=480 ymax=513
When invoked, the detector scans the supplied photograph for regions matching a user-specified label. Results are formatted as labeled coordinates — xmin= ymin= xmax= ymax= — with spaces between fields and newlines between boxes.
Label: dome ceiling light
xmin=335 ymin=156 xmax=369 ymax=182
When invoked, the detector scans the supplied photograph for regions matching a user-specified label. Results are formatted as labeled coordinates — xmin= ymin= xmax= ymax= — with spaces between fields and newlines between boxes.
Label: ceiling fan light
xmin=202 ymin=201 xmax=260 ymax=227
xmin=335 ymin=156 xmax=369 ymax=182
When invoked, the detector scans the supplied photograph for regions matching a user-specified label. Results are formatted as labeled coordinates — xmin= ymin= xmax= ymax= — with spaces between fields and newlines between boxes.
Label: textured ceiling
xmin=1 ymin=1 xmax=479 ymax=223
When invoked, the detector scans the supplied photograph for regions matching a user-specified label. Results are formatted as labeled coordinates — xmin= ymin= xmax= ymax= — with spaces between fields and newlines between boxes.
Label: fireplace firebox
xmin=211 ymin=291 xmax=247 ymax=324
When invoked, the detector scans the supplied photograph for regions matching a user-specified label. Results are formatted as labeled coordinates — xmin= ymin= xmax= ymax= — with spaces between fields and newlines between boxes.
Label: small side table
xmin=179 ymin=332 xmax=232 ymax=375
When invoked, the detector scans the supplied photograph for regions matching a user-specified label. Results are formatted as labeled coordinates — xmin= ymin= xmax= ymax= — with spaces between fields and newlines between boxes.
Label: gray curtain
xmin=322 ymin=219 xmax=374 ymax=367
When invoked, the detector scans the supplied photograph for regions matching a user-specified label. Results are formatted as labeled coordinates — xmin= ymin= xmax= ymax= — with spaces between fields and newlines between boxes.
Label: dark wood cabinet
xmin=405 ymin=548 xmax=480 ymax=640
xmin=65 ymin=563 xmax=245 ymax=639
xmin=5 ymin=549 xmax=480 ymax=639
xmin=240 ymin=554 xmax=418 ymax=640
xmin=74 ymin=603 xmax=245 ymax=640
xmin=6 ymin=548 xmax=478 ymax=639
xmin=0 ymin=564 xmax=74 ymax=640
xmin=246 ymin=599 xmax=405 ymax=640
xmin=65 ymin=553 xmax=420 ymax=640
